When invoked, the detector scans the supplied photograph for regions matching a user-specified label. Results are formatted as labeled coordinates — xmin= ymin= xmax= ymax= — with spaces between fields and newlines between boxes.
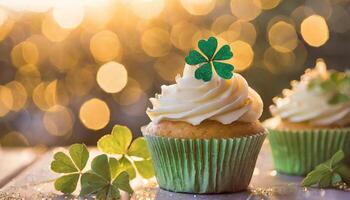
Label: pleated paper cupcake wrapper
xmin=145 ymin=132 xmax=266 ymax=194
xmin=268 ymin=128 xmax=350 ymax=176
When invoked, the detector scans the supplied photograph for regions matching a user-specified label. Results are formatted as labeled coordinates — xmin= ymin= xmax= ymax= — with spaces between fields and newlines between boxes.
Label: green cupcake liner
xmin=145 ymin=132 xmax=266 ymax=194
xmin=268 ymin=128 xmax=350 ymax=176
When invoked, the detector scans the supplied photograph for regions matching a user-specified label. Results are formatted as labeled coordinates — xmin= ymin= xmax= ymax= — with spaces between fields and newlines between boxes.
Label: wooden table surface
xmin=0 ymin=141 xmax=349 ymax=200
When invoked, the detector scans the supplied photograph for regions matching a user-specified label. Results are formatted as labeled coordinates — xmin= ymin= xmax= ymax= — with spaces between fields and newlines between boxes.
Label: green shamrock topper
xmin=185 ymin=36 xmax=234 ymax=82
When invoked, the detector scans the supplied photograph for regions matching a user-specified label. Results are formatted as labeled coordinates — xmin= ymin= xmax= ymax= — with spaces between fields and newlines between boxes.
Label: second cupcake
xmin=142 ymin=37 xmax=267 ymax=193
xmin=266 ymin=59 xmax=350 ymax=176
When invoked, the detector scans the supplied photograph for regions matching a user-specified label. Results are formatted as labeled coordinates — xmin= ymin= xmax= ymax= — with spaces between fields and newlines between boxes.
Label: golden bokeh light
xmin=141 ymin=27 xmax=172 ymax=57
xmin=0 ymin=8 xmax=8 ymax=27
xmin=79 ymin=98 xmax=110 ymax=130
xmin=44 ymin=80 xmax=70 ymax=107
xmin=6 ymin=81 xmax=27 ymax=111
xmin=301 ymin=15 xmax=329 ymax=47
xmin=0 ymin=12 xmax=14 ymax=41
xmin=32 ymin=82 xmax=49 ymax=111
xmin=230 ymin=0 xmax=262 ymax=21
xmin=290 ymin=6 xmax=314 ymax=25
xmin=264 ymin=47 xmax=297 ymax=74
xmin=211 ymin=14 xmax=236 ymax=34
xmin=15 ymin=64 xmax=41 ymax=93
xmin=222 ymin=20 xmax=257 ymax=45
xmin=171 ymin=21 xmax=199 ymax=51
xmin=260 ymin=0 xmax=281 ymax=10
xmin=0 ymin=85 xmax=13 ymax=117
xmin=192 ymin=29 xmax=213 ymax=48
xmin=52 ymin=4 xmax=85 ymax=29
xmin=11 ymin=41 xmax=39 ymax=68
xmin=113 ymin=78 xmax=144 ymax=106
xmin=180 ymin=0 xmax=216 ymax=16
xmin=1 ymin=131 xmax=29 ymax=146
xmin=229 ymin=40 xmax=254 ymax=72
xmin=130 ymin=0 xmax=165 ymax=19
xmin=49 ymin=43 xmax=80 ymax=72
xmin=268 ymin=21 xmax=298 ymax=53
xmin=43 ymin=105 xmax=74 ymax=136
xmin=65 ymin=67 xmax=95 ymax=97
xmin=97 ymin=61 xmax=128 ymax=93
xmin=154 ymin=53 xmax=184 ymax=81
xmin=41 ymin=13 xmax=71 ymax=42
xmin=90 ymin=30 xmax=122 ymax=62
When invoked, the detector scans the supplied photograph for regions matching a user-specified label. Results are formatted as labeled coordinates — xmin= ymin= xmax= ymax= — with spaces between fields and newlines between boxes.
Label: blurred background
xmin=0 ymin=0 xmax=348 ymax=147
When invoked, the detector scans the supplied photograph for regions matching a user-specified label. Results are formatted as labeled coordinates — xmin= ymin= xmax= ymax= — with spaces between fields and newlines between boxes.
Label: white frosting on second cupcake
xmin=270 ymin=59 xmax=350 ymax=126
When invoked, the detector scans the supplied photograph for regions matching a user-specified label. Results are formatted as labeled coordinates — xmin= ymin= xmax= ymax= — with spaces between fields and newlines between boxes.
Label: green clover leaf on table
xmin=302 ymin=150 xmax=350 ymax=188
xmin=97 ymin=125 xmax=154 ymax=180
xmin=51 ymin=144 xmax=89 ymax=194
xmin=185 ymin=36 xmax=234 ymax=82
xmin=80 ymin=154 xmax=133 ymax=200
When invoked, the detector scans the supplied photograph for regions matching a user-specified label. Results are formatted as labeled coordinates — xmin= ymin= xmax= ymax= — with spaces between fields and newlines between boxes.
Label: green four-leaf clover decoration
xmin=185 ymin=36 xmax=235 ymax=82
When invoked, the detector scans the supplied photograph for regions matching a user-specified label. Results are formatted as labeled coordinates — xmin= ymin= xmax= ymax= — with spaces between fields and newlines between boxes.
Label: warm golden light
xmin=260 ymin=0 xmax=281 ymax=10
xmin=97 ymin=61 xmax=128 ymax=93
xmin=6 ymin=81 xmax=27 ymax=111
xmin=0 ymin=8 xmax=8 ymax=27
xmin=141 ymin=27 xmax=172 ymax=57
xmin=11 ymin=41 xmax=39 ymax=68
xmin=0 ymin=85 xmax=13 ymax=117
xmin=229 ymin=40 xmax=254 ymax=71
xmin=230 ymin=0 xmax=262 ymax=21
xmin=268 ymin=21 xmax=298 ymax=53
xmin=43 ymin=105 xmax=74 ymax=136
xmin=171 ymin=21 xmax=199 ymax=51
xmin=130 ymin=0 xmax=165 ymax=19
xmin=1 ymin=131 xmax=29 ymax=146
xmin=301 ymin=15 xmax=329 ymax=47
xmin=224 ymin=20 xmax=257 ymax=45
xmin=90 ymin=30 xmax=122 ymax=62
xmin=41 ymin=13 xmax=71 ymax=42
xmin=15 ymin=64 xmax=41 ymax=93
xmin=180 ymin=0 xmax=216 ymax=16
xmin=52 ymin=3 xmax=85 ymax=29
xmin=65 ymin=67 xmax=95 ymax=97
xmin=49 ymin=43 xmax=80 ymax=72
xmin=211 ymin=14 xmax=236 ymax=34
xmin=154 ymin=53 xmax=184 ymax=81
xmin=113 ymin=78 xmax=143 ymax=106
xmin=264 ymin=47 xmax=297 ymax=74
xmin=79 ymin=98 xmax=110 ymax=130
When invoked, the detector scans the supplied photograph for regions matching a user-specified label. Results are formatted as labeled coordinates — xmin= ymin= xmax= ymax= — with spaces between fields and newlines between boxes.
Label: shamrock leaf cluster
xmin=97 ymin=125 xmax=154 ymax=179
xmin=50 ymin=125 xmax=154 ymax=200
xmin=302 ymin=150 xmax=350 ymax=188
xmin=185 ymin=36 xmax=234 ymax=82
xmin=51 ymin=144 xmax=89 ymax=194
xmin=308 ymin=70 xmax=350 ymax=105
xmin=80 ymin=155 xmax=133 ymax=199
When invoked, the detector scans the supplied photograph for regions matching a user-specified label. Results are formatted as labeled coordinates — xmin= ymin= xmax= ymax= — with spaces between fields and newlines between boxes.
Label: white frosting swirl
xmin=146 ymin=64 xmax=263 ymax=125
xmin=270 ymin=59 xmax=350 ymax=126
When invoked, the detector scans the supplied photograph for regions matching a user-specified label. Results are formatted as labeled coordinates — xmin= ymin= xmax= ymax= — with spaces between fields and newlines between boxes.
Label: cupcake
xmin=142 ymin=37 xmax=266 ymax=193
xmin=266 ymin=59 xmax=350 ymax=176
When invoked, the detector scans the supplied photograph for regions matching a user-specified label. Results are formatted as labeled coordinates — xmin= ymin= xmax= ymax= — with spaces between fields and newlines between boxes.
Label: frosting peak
xmin=146 ymin=64 xmax=263 ymax=125
xmin=270 ymin=59 xmax=350 ymax=126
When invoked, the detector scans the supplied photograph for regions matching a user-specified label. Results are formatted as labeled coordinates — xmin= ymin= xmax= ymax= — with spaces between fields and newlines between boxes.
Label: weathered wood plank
xmin=0 ymin=147 xmax=45 ymax=188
